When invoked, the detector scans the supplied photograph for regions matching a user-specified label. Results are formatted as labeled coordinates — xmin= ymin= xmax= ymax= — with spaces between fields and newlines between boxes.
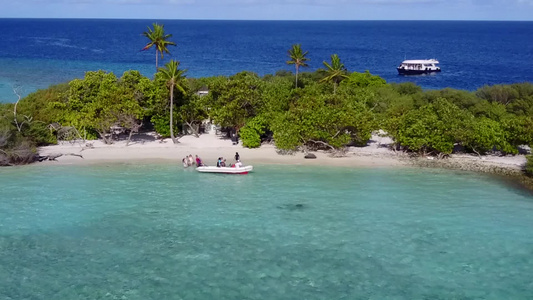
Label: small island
xmin=0 ymin=23 xmax=532 ymax=188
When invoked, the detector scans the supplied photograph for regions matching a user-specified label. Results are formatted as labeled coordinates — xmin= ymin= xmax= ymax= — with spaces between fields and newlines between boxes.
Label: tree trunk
xmin=170 ymin=83 xmax=177 ymax=144
xmin=295 ymin=65 xmax=299 ymax=88
xmin=97 ymin=129 xmax=113 ymax=145
xmin=333 ymin=82 xmax=337 ymax=94
xmin=472 ymin=147 xmax=481 ymax=157
xmin=126 ymin=130 xmax=134 ymax=146
xmin=186 ymin=121 xmax=200 ymax=138
xmin=155 ymin=50 xmax=159 ymax=71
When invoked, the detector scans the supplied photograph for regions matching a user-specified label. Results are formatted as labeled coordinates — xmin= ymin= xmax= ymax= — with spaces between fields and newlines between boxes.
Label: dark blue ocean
xmin=0 ymin=19 xmax=532 ymax=102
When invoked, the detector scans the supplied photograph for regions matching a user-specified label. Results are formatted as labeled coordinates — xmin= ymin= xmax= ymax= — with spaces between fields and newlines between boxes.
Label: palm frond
xmin=286 ymin=44 xmax=310 ymax=66
xmin=321 ymin=54 xmax=349 ymax=91
xmin=158 ymin=60 xmax=187 ymax=90
xmin=142 ymin=23 xmax=177 ymax=59
xmin=286 ymin=43 xmax=310 ymax=87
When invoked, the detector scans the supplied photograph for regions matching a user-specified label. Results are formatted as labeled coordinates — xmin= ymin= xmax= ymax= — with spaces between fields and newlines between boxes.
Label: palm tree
xmin=321 ymin=54 xmax=348 ymax=94
xmin=142 ymin=23 xmax=177 ymax=72
xmin=158 ymin=60 xmax=186 ymax=143
xmin=286 ymin=44 xmax=309 ymax=88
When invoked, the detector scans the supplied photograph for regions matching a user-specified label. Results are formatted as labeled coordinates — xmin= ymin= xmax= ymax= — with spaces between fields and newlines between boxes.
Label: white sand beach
xmin=37 ymin=131 xmax=404 ymax=167
xmin=37 ymin=131 xmax=528 ymax=172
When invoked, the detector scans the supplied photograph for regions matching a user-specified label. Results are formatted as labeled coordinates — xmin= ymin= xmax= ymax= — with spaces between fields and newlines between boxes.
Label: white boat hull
xmin=397 ymin=59 xmax=441 ymax=75
xmin=196 ymin=165 xmax=253 ymax=174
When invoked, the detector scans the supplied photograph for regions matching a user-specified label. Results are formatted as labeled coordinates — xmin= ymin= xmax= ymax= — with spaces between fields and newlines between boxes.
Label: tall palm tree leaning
xmin=321 ymin=54 xmax=349 ymax=94
xmin=142 ymin=23 xmax=176 ymax=72
xmin=286 ymin=44 xmax=309 ymax=88
xmin=158 ymin=60 xmax=186 ymax=144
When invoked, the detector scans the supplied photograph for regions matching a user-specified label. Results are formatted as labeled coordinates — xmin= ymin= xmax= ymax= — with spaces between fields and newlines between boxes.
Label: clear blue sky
xmin=1 ymin=0 xmax=532 ymax=21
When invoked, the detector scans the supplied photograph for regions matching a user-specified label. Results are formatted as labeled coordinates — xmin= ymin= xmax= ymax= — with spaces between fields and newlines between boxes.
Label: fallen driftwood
xmin=36 ymin=153 xmax=84 ymax=162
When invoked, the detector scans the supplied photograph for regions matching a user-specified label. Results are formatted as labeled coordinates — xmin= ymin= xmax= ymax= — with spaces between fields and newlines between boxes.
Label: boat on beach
xmin=397 ymin=59 xmax=441 ymax=75
xmin=196 ymin=165 xmax=253 ymax=174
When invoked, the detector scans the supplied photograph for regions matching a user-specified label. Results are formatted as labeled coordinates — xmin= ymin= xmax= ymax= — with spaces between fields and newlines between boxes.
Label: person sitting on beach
xmin=195 ymin=155 xmax=204 ymax=167
xmin=182 ymin=158 xmax=188 ymax=168
xmin=216 ymin=157 xmax=222 ymax=167
xmin=220 ymin=159 xmax=226 ymax=167
xmin=188 ymin=154 xmax=195 ymax=166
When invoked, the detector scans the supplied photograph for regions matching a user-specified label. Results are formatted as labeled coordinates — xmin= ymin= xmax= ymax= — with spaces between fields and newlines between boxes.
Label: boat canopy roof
xmin=401 ymin=59 xmax=439 ymax=64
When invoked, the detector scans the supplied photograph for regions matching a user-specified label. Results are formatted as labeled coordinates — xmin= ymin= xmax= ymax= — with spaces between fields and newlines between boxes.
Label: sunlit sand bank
xmin=38 ymin=131 xmax=527 ymax=172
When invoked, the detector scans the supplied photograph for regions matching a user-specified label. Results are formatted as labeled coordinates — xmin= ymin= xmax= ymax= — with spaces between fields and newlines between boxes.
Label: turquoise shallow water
xmin=1 ymin=164 xmax=533 ymax=299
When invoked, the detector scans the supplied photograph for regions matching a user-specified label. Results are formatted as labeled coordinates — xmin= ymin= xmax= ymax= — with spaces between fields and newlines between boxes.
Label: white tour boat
xmin=397 ymin=59 xmax=441 ymax=75
xmin=196 ymin=165 xmax=253 ymax=174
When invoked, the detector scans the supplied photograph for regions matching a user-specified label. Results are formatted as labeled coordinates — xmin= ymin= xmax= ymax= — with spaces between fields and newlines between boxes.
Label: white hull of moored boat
xmin=196 ymin=165 xmax=253 ymax=174
xmin=397 ymin=59 xmax=441 ymax=75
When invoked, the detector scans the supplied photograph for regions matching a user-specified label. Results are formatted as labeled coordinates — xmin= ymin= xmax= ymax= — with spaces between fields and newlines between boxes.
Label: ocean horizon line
xmin=1 ymin=17 xmax=532 ymax=22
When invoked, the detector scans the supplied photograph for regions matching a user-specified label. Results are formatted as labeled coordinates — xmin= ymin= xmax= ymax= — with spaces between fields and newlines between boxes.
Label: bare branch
xmin=39 ymin=153 xmax=84 ymax=161
xmin=11 ymin=86 xmax=33 ymax=133
xmin=185 ymin=120 xmax=200 ymax=138
xmin=308 ymin=139 xmax=336 ymax=151
xmin=308 ymin=139 xmax=347 ymax=157
xmin=472 ymin=147 xmax=481 ymax=158
xmin=13 ymin=86 xmax=22 ymax=132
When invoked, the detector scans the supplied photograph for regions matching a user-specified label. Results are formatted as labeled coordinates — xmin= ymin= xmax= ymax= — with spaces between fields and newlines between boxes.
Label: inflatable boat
xmin=196 ymin=165 xmax=253 ymax=174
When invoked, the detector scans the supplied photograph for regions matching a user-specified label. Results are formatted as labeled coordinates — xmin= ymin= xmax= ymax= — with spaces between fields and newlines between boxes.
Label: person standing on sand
xmin=188 ymin=154 xmax=194 ymax=166
xmin=182 ymin=158 xmax=188 ymax=168
xmin=235 ymin=152 xmax=240 ymax=162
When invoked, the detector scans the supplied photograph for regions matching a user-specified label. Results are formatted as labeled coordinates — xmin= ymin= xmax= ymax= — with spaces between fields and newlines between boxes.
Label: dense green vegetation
xmin=1 ymin=24 xmax=532 ymax=168
xmin=1 ymin=66 xmax=532 ymax=167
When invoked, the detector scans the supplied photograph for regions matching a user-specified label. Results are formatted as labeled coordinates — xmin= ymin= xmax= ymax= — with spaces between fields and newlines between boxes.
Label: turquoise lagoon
xmin=1 ymin=164 xmax=532 ymax=299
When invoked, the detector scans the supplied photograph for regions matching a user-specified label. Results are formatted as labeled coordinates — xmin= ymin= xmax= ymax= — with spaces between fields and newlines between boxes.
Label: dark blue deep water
xmin=0 ymin=19 xmax=532 ymax=102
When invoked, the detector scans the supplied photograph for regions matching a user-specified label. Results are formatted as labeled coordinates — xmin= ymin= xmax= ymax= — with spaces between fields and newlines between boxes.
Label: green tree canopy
xmin=207 ymin=72 xmax=264 ymax=130
xmin=341 ymin=70 xmax=386 ymax=89
xmin=272 ymin=92 xmax=376 ymax=151
xmin=389 ymin=98 xmax=470 ymax=155
xmin=63 ymin=70 xmax=145 ymax=144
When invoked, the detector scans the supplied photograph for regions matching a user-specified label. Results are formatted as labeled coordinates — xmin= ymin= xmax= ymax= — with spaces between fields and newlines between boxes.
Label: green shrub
xmin=391 ymin=99 xmax=467 ymax=155
xmin=240 ymin=127 xmax=261 ymax=148
xmin=240 ymin=117 xmax=266 ymax=148
xmin=150 ymin=114 xmax=179 ymax=138
xmin=25 ymin=122 xmax=57 ymax=146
